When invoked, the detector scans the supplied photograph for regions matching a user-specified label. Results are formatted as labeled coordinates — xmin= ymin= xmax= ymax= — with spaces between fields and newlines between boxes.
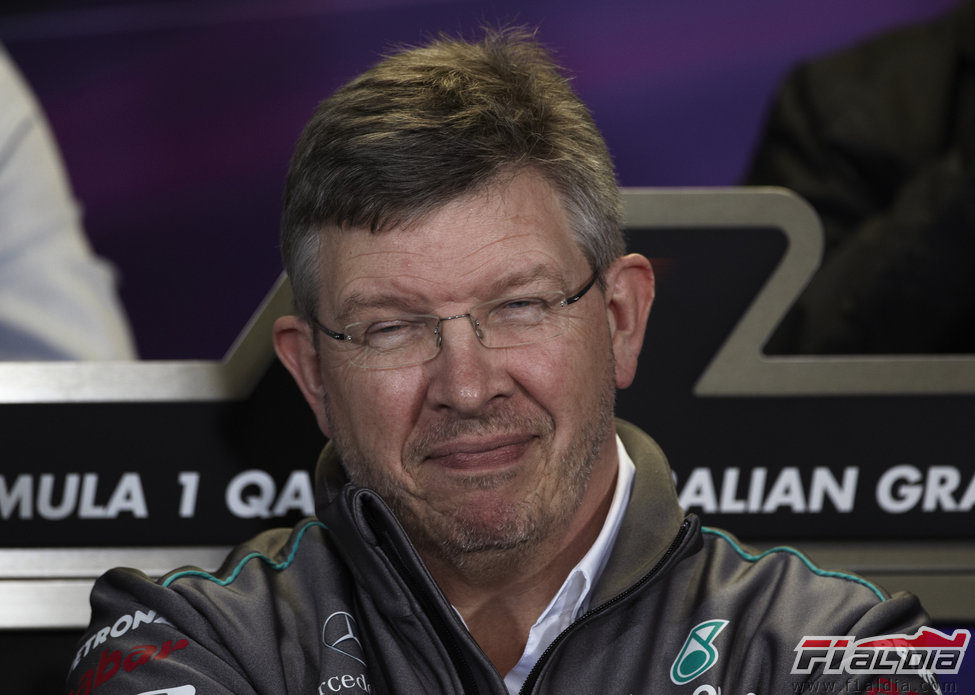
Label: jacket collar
xmin=590 ymin=419 xmax=687 ymax=606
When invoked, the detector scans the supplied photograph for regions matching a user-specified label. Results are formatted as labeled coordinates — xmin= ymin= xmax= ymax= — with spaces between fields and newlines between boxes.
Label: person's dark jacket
xmin=66 ymin=421 xmax=936 ymax=694
xmin=747 ymin=1 xmax=975 ymax=354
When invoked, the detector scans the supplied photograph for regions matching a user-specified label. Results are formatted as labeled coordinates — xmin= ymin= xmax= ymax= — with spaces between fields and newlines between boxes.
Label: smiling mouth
xmin=423 ymin=436 xmax=534 ymax=471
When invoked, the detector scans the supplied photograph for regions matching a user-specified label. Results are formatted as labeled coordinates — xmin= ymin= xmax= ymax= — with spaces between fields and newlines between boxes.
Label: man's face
xmin=306 ymin=172 xmax=622 ymax=566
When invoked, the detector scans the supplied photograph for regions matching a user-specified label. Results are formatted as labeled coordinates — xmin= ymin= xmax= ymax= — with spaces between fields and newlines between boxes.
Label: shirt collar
xmin=503 ymin=434 xmax=636 ymax=692
xmin=571 ymin=434 xmax=637 ymax=612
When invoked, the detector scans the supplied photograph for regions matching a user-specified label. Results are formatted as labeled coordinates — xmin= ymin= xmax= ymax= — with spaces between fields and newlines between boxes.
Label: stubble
xmin=323 ymin=356 xmax=617 ymax=574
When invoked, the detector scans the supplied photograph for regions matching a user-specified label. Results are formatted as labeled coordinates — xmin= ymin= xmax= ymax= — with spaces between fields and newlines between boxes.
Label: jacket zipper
xmin=517 ymin=518 xmax=692 ymax=695
xmin=373 ymin=519 xmax=486 ymax=695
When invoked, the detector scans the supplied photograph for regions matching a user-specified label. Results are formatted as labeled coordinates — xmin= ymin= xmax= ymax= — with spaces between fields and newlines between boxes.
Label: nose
xmin=424 ymin=314 xmax=514 ymax=415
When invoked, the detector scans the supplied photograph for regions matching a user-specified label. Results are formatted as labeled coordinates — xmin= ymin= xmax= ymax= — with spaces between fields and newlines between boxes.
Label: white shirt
xmin=0 ymin=46 xmax=136 ymax=360
xmin=502 ymin=435 xmax=636 ymax=694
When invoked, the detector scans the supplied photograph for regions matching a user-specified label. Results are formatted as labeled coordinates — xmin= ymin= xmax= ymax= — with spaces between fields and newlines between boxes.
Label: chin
xmin=415 ymin=496 xmax=546 ymax=562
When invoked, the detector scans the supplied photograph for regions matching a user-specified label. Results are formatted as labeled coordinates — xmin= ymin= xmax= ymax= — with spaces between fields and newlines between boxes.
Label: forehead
xmin=317 ymin=172 xmax=589 ymax=311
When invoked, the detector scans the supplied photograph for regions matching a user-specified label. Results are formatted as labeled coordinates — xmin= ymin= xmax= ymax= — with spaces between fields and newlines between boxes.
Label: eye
xmin=361 ymin=319 xmax=429 ymax=349
xmin=371 ymin=322 xmax=406 ymax=334
xmin=490 ymin=296 xmax=553 ymax=323
xmin=502 ymin=298 xmax=541 ymax=310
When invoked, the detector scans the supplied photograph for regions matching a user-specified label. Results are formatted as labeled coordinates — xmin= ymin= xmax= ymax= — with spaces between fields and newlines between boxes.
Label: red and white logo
xmin=792 ymin=627 xmax=970 ymax=676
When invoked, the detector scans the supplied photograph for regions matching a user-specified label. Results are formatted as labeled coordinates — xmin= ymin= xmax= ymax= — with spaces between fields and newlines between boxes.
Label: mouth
xmin=422 ymin=435 xmax=534 ymax=472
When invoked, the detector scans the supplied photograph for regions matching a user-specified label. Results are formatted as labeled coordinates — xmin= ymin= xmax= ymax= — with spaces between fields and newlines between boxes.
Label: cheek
xmin=327 ymin=367 xmax=427 ymax=456
xmin=507 ymin=325 xmax=606 ymax=408
xmin=560 ymin=324 xmax=615 ymax=411
xmin=506 ymin=345 xmax=562 ymax=400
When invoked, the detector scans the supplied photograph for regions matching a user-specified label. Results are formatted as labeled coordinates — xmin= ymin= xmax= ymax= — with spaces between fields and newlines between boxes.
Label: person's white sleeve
xmin=0 ymin=45 xmax=136 ymax=360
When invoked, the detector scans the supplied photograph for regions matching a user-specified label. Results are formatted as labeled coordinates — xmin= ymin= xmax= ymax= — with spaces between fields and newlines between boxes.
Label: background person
xmin=747 ymin=0 xmax=975 ymax=355
xmin=0 ymin=45 xmax=135 ymax=360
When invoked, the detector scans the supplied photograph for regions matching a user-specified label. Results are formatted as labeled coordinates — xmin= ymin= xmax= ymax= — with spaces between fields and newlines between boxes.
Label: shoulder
xmin=664 ymin=523 xmax=934 ymax=689
xmin=161 ymin=518 xmax=333 ymax=593
xmin=96 ymin=518 xmax=347 ymax=632
xmin=67 ymin=519 xmax=345 ymax=694
xmin=699 ymin=525 xmax=887 ymax=604
xmin=776 ymin=5 xmax=968 ymax=151
xmin=87 ymin=518 xmax=338 ymax=611
xmin=689 ymin=524 xmax=929 ymax=640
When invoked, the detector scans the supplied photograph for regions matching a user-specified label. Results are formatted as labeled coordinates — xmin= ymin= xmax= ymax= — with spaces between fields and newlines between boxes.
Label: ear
xmin=273 ymin=315 xmax=333 ymax=437
xmin=604 ymin=253 xmax=655 ymax=389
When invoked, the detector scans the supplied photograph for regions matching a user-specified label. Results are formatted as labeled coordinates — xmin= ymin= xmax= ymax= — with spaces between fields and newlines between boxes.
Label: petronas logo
xmin=670 ymin=619 xmax=729 ymax=685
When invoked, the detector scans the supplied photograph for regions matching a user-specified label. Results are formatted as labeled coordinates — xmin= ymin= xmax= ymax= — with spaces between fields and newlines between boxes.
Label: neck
xmin=422 ymin=453 xmax=619 ymax=676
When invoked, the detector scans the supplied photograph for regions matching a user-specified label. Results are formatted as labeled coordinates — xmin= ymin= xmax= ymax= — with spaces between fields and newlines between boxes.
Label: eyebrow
xmin=335 ymin=264 xmax=570 ymax=323
xmin=483 ymin=265 xmax=566 ymax=298
xmin=335 ymin=293 xmax=420 ymax=325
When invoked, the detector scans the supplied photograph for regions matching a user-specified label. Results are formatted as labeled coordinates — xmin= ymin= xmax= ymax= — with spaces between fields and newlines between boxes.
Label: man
xmin=68 ymin=30 xmax=940 ymax=695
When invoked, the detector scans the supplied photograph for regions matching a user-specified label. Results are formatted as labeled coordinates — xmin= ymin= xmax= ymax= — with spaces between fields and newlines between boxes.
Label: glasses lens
xmin=475 ymin=291 xmax=568 ymax=348
xmin=346 ymin=316 xmax=440 ymax=369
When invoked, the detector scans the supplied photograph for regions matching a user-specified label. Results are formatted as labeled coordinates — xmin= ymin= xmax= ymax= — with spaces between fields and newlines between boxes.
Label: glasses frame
xmin=310 ymin=272 xmax=599 ymax=368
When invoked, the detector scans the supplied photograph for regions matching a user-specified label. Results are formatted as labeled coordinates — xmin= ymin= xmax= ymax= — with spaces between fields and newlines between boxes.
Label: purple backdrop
xmin=0 ymin=0 xmax=962 ymax=358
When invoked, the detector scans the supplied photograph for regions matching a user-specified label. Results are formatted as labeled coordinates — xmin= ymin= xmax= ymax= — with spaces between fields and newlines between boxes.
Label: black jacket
xmin=67 ymin=421 xmax=936 ymax=694
xmin=747 ymin=1 xmax=975 ymax=354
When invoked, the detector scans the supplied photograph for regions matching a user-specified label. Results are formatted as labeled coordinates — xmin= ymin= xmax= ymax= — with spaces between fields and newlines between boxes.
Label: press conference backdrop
xmin=2 ymin=0 xmax=962 ymax=362
xmin=1 ymin=189 xmax=972 ymax=690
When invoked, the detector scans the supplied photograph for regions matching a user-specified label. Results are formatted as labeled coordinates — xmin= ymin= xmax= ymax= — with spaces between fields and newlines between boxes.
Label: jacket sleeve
xmin=66 ymin=567 xmax=259 ymax=695
xmin=793 ymin=590 xmax=944 ymax=695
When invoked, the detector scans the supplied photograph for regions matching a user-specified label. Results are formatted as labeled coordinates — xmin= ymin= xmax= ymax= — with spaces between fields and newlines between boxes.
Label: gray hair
xmin=280 ymin=27 xmax=624 ymax=320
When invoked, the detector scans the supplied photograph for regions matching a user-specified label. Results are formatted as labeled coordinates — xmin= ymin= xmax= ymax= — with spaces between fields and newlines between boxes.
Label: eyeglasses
xmin=310 ymin=273 xmax=599 ymax=369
